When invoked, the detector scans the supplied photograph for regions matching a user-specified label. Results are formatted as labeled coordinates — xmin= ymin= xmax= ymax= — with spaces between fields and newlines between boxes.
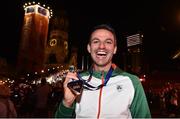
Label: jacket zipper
xmin=97 ymin=71 xmax=104 ymax=119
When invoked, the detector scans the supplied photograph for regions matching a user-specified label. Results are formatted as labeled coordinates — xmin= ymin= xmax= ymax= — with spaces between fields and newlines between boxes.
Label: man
xmin=55 ymin=24 xmax=151 ymax=118
xmin=33 ymin=78 xmax=52 ymax=117
xmin=0 ymin=84 xmax=17 ymax=117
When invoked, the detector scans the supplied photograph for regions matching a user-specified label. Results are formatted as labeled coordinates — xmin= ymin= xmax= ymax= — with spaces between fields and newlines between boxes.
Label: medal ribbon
xmin=77 ymin=66 xmax=113 ymax=91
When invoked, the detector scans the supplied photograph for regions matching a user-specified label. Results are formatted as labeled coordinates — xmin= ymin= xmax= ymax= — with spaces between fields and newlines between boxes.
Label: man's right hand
xmin=62 ymin=71 xmax=79 ymax=108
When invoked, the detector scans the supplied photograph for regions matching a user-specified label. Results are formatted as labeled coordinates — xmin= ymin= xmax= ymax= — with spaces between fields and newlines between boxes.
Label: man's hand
xmin=63 ymin=72 xmax=79 ymax=107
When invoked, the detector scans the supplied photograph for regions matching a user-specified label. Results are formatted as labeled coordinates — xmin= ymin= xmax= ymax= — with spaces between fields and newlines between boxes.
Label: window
xmin=26 ymin=7 xmax=35 ymax=13
xmin=38 ymin=6 xmax=47 ymax=16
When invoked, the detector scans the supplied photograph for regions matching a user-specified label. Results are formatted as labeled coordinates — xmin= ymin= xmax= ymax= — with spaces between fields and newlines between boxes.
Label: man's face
xmin=87 ymin=29 xmax=117 ymax=68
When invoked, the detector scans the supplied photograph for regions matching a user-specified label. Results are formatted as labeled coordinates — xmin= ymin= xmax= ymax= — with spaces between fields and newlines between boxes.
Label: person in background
xmin=55 ymin=24 xmax=151 ymax=118
xmin=33 ymin=77 xmax=52 ymax=117
xmin=0 ymin=83 xmax=17 ymax=118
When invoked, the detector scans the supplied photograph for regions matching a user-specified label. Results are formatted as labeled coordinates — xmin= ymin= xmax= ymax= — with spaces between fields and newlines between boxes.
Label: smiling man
xmin=55 ymin=24 xmax=151 ymax=118
xmin=87 ymin=27 xmax=117 ymax=72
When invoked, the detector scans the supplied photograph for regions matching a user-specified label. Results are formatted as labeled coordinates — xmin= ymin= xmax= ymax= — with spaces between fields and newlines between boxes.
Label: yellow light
xmin=41 ymin=70 xmax=44 ymax=73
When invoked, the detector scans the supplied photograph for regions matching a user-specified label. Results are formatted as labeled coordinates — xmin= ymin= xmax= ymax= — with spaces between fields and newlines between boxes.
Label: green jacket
xmin=55 ymin=66 xmax=151 ymax=118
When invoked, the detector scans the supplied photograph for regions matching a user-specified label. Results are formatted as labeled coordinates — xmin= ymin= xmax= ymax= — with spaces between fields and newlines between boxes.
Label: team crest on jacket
xmin=116 ymin=85 xmax=123 ymax=92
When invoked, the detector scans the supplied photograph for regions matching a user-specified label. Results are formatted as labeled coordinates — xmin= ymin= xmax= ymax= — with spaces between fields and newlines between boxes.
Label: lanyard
xmin=77 ymin=66 xmax=113 ymax=91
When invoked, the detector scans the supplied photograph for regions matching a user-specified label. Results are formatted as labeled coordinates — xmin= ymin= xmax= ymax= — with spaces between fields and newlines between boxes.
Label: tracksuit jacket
xmin=55 ymin=65 xmax=151 ymax=118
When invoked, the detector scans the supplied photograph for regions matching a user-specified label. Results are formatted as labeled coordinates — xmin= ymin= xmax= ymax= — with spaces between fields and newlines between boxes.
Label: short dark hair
xmin=89 ymin=24 xmax=117 ymax=45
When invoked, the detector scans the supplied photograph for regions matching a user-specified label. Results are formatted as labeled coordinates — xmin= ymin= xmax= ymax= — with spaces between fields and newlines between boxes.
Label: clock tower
xmin=44 ymin=10 xmax=69 ymax=67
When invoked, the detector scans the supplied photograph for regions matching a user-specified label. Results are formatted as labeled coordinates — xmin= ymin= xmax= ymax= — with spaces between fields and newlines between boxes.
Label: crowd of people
xmin=0 ymin=78 xmax=64 ymax=118
xmin=0 ymin=75 xmax=179 ymax=118
xmin=147 ymin=82 xmax=180 ymax=117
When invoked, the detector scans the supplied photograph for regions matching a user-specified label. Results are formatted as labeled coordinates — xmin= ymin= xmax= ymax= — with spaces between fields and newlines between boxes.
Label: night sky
xmin=1 ymin=0 xmax=180 ymax=71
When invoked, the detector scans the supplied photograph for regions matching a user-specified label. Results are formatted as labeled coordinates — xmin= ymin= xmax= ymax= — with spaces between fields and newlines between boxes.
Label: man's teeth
xmin=97 ymin=51 xmax=107 ymax=55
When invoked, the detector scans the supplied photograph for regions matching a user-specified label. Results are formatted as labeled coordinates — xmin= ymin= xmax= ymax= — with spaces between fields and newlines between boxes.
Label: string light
xmin=23 ymin=1 xmax=53 ymax=18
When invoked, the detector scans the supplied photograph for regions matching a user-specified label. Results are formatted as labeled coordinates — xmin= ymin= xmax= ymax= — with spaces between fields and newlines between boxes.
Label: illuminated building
xmin=44 ymin=10 xmax=69 ymax=68
xmin=17 ymin=2 xmax=77 ymax=77
xmin=126 ymin=33 xmax=144 ymax=75
xmin=17 ymin=2 xmax=53 ymax=73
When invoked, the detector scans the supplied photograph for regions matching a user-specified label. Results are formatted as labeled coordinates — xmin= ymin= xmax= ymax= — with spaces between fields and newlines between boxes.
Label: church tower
xmin=44 ymin=10 xmax=69 ymax=68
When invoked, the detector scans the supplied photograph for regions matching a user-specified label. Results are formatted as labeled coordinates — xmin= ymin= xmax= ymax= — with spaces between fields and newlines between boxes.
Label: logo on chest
xmin=116 ymin=85 xmax=123 ymax=92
